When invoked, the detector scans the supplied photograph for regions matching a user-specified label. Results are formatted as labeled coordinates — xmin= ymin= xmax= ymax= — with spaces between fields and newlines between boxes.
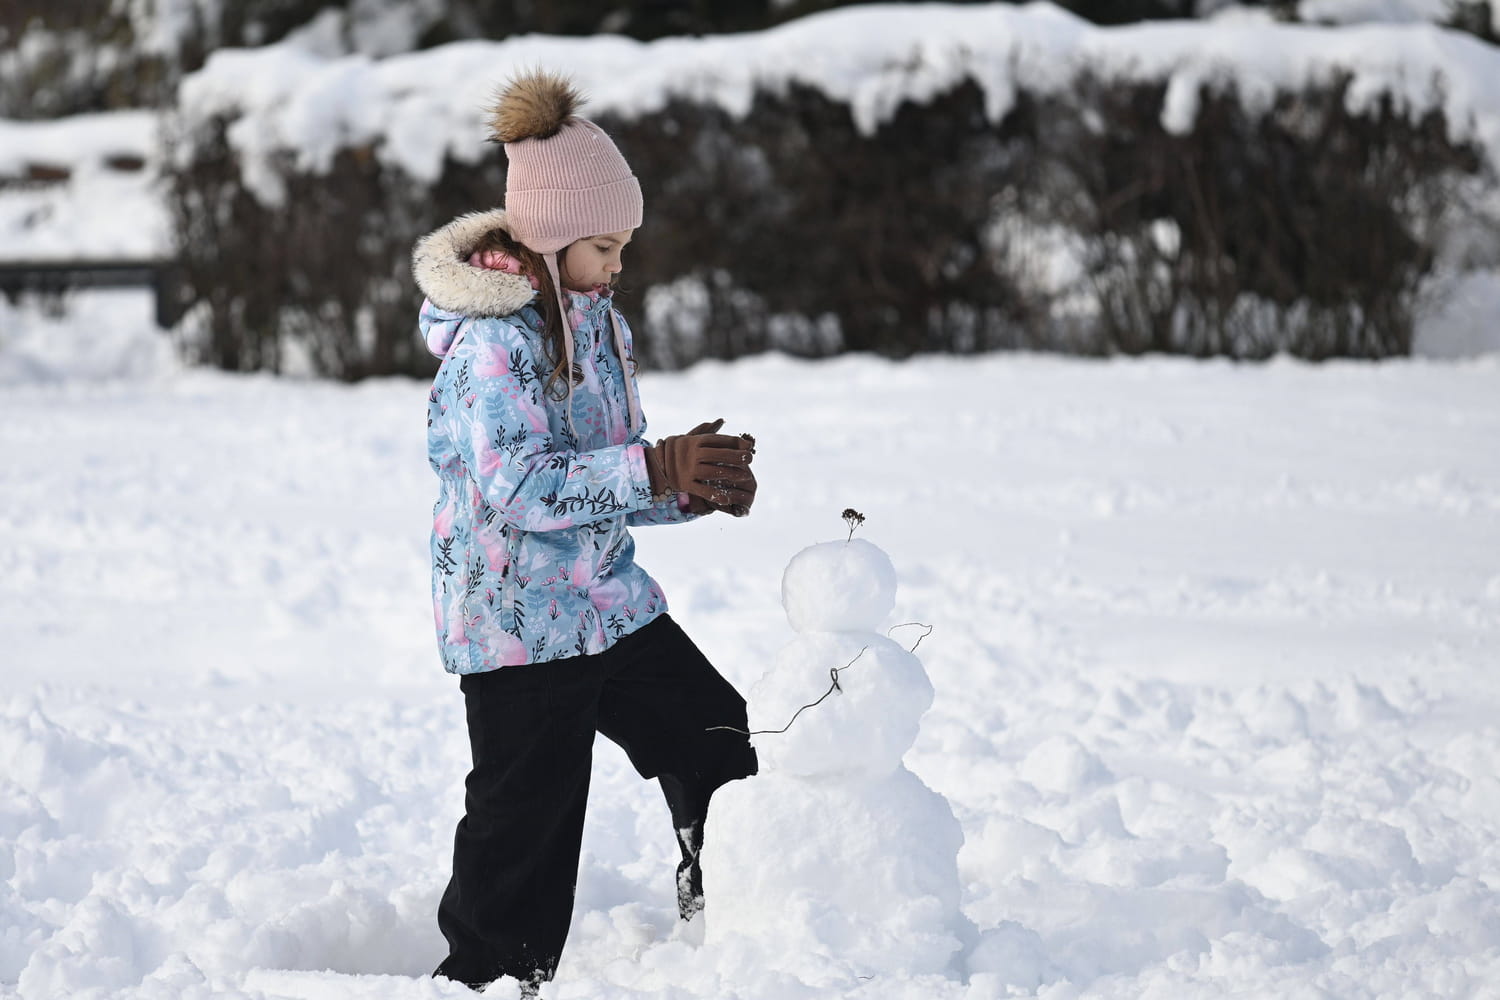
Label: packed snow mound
xmin=703 ymin=765 xmax=967 ymax=980
xmin=1414 ymin=268 xmax=1500 ymax=358
xmin=780 ymin=537 xmax=897 ymax=633
xmin=0 ymin=111 xmax=168 ymax=262
xmin=0 ymin=291 xmax=177 ymax=384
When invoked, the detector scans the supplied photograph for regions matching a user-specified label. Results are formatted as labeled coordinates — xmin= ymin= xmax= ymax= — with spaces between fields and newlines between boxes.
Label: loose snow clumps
xmin=703 ymin=533 xmax=972 ymax=983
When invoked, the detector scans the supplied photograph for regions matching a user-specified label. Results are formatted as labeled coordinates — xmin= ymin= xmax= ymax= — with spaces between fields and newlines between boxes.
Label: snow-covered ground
xmin=3 ymin=300 xmax=1499 ymax=999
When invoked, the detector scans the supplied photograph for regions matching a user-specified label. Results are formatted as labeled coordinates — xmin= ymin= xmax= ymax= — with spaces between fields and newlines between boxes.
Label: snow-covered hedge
xmin=164 ymin=4 xmax=1500 ymax=376
xmin=7 ymin=0 xmax=1497 ymax=120
xmin=0 ymin=0 xmax=1019 ymax=120
xmin=0 ymin=0 xmax=328 ymax=120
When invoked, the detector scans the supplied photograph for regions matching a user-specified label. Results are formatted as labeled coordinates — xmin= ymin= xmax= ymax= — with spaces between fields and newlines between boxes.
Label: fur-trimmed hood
xmin=411 ymin=209 xmax=536 ymax=318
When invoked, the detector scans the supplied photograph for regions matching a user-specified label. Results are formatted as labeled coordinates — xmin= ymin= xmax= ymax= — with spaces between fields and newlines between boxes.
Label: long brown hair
xmin=472 ymin=226 xmax=576 ymax=399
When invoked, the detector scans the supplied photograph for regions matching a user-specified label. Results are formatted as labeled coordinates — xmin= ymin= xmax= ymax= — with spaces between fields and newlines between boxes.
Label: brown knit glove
xmin=681 ymin=419 xmax=725 ymax=516
xmin=715 ymin=431 xmax=756 ymax=517
xmin=679 ymin=422 xmax=758 ymax=516
xmin=643 ymin=428 xmax=755 ymax=512
xmin=686 ymin=418 xmax=726 ymax=437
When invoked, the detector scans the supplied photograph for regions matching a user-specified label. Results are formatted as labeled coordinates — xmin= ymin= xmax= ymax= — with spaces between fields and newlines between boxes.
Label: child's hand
xmin=681 ymin=425 xmax=757 ymax=517
xmin=719 ymin=432 xmax=757 ymax=516
xmin=644 ymin=431 xmax=755 ymax=512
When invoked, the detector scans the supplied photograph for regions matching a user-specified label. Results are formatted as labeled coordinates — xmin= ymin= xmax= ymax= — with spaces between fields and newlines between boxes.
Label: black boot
xmin=661 ymin=773 xmax=709 ymax=921
xmin=675 ymin=817 xmax=706 ymax=921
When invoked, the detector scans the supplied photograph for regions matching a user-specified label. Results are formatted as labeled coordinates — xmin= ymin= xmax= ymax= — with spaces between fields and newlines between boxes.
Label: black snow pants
xmin=434 ymin=613 xmax=758 ymax=991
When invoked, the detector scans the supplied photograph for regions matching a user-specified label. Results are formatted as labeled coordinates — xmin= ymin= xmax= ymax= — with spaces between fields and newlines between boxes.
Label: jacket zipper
xmin=502 ymin=530 xmax=521 ymax=610
xmin=591 ymin=306 xmax=622 ymax=444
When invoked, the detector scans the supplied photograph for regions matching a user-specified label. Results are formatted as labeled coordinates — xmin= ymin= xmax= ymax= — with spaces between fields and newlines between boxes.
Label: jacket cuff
xmin=625 ymin=443 xmax=664 ymax=503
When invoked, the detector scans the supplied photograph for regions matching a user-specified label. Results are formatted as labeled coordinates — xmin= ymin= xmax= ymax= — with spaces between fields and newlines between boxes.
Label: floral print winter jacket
xmin=413 ymin=209 xmax=697 ymax=673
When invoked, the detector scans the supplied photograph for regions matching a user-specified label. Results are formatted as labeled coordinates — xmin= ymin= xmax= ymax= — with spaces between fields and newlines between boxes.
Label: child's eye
xmin=595 ymin=244 xmax=612 ymax=254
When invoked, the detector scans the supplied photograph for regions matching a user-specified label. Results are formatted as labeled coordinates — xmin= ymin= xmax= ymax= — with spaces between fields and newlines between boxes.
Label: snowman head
xmin=780 ymin=538 xmax=897 ymax=633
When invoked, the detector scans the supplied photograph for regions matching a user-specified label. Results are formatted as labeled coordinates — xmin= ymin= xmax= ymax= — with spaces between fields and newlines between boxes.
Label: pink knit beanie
xmin=488 ymin=71 xmax=643 ymax=254
xmin=485 ymin=70 xmax=645 ymax=438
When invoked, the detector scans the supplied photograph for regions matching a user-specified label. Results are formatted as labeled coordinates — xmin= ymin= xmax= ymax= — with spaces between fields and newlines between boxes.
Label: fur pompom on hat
xmin=487 ymin=70 xmax=643 ymax=255
xmin=487 ymin=70 xmax=582 ymax=144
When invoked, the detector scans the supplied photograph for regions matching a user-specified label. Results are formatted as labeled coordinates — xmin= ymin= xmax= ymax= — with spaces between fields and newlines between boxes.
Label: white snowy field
xmin=3 ymin=298 xmax=1500 ymax=1000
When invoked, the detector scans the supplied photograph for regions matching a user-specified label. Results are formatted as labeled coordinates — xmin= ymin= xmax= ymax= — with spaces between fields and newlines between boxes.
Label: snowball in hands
xmin=701 ymin=536 xmax=971 ymax=981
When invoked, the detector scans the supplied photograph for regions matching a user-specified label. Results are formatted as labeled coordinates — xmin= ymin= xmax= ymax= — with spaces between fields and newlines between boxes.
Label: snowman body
xmin=702 ymin=538 xmax=969 ymax=979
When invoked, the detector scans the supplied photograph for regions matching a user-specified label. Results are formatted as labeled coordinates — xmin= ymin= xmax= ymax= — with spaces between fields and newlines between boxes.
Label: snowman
xmin=701 ymin=515 xmax=972 ymax=983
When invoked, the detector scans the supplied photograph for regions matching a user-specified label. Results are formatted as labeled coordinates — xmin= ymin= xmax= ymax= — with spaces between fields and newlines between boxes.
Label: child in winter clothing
xmin=412 ymin=71 xmax=759 ymax=994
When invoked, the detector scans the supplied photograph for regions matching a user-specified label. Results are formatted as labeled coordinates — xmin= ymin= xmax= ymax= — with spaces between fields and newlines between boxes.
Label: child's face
xmin=560 ymin=230 xmax=634 ymax=292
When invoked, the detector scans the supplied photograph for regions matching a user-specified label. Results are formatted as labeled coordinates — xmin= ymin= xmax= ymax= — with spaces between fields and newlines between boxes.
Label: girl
xmin=411 ymin=71 xmax=759 ymax=994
